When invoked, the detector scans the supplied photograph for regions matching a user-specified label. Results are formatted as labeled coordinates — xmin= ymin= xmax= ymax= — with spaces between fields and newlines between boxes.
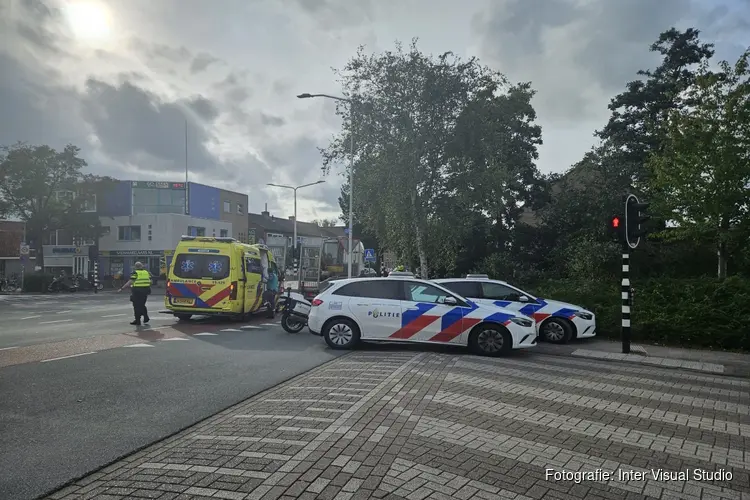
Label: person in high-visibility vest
xmin=118 ymin=261 xmax=152 ymax=325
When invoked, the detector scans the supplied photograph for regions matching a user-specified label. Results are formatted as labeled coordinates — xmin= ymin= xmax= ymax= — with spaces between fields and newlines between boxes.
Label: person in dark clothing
xmin=118 ymin=261 xmax=152 ymax=325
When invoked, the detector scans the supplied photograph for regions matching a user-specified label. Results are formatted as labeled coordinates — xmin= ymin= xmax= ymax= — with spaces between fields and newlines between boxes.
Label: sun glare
xmin=64 ymin=1 xmax=112 ymax=41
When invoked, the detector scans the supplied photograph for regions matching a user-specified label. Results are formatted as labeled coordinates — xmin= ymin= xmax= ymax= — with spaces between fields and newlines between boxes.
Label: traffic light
xmin=625 ymin=194 xmax=650 ymax=249
xmin=607 ymin=215 xmax=624 ymax=242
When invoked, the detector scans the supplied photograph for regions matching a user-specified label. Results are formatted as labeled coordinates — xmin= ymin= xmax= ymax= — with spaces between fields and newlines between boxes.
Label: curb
xmin=534 ymin=348 xmax=750 ymax=379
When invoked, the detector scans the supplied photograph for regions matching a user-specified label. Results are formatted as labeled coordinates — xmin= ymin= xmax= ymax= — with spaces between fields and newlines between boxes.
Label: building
xmin=95 ymin=180 xmax=246 ymax=278
xmin=248 ymin=208 xmax=365 ymax=280
xmin=0 ymin=220 xmax=35 ymax=277
xmin=98 ymin=214 xmax=230 ymax=278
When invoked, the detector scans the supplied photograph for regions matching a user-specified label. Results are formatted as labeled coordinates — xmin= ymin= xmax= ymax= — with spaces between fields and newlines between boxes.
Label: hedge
xmin=527 ymin=277 xmax=750 ymax=351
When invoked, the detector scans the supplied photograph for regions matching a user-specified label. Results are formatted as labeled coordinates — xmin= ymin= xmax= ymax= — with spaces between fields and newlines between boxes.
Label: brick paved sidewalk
xmin=46 ymin=352 xmax=750 ymax=500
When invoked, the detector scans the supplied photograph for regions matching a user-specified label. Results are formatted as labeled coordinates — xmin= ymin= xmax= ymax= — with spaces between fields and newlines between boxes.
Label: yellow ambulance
xmin=165 ymin=236 xmax=277 ymax=320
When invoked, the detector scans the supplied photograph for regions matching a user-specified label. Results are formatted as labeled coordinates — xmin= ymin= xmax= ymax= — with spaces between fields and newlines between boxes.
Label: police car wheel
xmin=540 ymin=318 xmax=572 ymax=344
xmin=323 ymin=318 xmax=360 ymax=350
xmin=469 ymin=324 xmax=511 ymax=357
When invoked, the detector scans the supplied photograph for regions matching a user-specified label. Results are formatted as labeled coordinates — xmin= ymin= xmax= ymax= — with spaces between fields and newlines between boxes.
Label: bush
xmin=527 ymin=277 xmax=750 ymax=351
xmin=22 ymin=273 xmax=57 ymax=293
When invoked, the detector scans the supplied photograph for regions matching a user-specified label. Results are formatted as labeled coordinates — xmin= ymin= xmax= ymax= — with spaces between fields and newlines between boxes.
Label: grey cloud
xmin=261 ymin=136 xmax=324 ymax=181
xmin=0 ymin=53 xmax=88 ymax=150
xmin=283 ymin=0 xmax=374 ymax=29
xmin=475 ymin=0 xmax=691 ymax=120
xmin=79 ymin=78 xmax=220 ymax=176
xmin=129 ymin=38 xmax=192 ymax=63
xmin=190 ymin=53 xmax=221 ymax=74
xmin=260 ymin=113 xmax=285 ymax=127
xmin=186 ymin=96 xmax=220 ymax=121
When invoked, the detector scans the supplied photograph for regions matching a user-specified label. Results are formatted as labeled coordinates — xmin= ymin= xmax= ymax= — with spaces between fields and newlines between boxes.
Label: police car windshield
xmin=173 ymin=254 xmax=230 ymax=280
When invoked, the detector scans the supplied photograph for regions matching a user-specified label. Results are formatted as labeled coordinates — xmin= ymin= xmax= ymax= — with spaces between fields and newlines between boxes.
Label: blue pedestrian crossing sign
xmin=364 ymin=248 xmax=376 ymax=262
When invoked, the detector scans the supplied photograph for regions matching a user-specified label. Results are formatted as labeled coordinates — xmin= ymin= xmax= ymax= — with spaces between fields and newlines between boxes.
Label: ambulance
xmin=165 ymin=236 xmax=278 ymax=320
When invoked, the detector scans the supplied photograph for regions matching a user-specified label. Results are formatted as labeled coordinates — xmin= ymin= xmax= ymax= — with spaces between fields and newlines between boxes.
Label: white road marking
xmin=124 ymin=343 xmax=154 ymax=348
xmin=240 ymin=325 xmax=260 ymax=329
xmin=148 ymin=317 xmax=173 ymax=321
xmin=260 ymin=323 xmax=278 ymax=326
xmin=57 ymin=310 xmax=72 ymax=314
xmin=161 ymin=337 xmax=189 ymax=341
xmin=194 ymin=332 xmax=218 ymax=336
xmin=101 ymin=313 xmax=126 ymax=318
xmin=220 ymin=328 xmax=242 ymax=332
xmin=39 ymin=319 xmax=73 ymax=325
xmin=41 ymin=352 xmax=96 ymax=363
xmin=20 ymin=315 xmax=41 ymax=320
xmin=0 ymin=346 xmax=19 ymax=351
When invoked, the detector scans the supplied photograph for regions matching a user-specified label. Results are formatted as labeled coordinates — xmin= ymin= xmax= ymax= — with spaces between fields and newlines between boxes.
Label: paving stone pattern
xmin=46 ymin=352 xmax=750 ymax=500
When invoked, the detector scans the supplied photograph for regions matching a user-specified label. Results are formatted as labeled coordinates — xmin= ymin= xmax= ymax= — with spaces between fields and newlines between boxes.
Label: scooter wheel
xmin=281 ymin=315 xmax=306 ymax=334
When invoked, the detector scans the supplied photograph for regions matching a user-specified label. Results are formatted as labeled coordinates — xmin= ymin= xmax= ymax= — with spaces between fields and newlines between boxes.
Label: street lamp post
xmin=267 ymin=180 xmax=324 ymax=289
xmin=297 ymin=93 xmax=355 ymax=279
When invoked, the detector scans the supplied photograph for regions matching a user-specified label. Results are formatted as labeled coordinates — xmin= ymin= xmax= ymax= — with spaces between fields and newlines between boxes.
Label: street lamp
xmin=267 ymin=180 xmax=324 ymax=288
xmin=298 ymin=92 xmax=356 ymax=279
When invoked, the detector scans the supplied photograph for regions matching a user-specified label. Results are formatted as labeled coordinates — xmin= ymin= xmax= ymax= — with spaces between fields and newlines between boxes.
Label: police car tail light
xmin=229 ymin=281 xmax=238 ymax=300
xmin=311 ymin=298 xmax=324 ymax=307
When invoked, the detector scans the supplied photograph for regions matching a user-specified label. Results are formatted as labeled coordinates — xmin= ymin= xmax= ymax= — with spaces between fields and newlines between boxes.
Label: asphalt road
xmin=0 ymin=292 xmax=343 ymax=500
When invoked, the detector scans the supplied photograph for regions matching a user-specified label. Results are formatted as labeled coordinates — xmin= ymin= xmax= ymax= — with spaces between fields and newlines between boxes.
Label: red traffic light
xmin=611 ymin=216 xmax=621 ymax=228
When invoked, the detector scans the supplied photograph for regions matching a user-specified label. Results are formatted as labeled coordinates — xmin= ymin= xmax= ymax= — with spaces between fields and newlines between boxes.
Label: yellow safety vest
xmin=132 ymin=269 xmax=151 ymax=288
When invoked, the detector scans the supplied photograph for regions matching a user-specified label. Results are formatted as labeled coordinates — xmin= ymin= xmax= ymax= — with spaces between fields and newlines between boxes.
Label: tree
xmin=597 ymin=28 xmax=715 ymax=189
xmin=312 ymin=218 xmax=338 ymax=228
xmin=648 ymin=50 xmax=750 ymax=280
xmin=0 ymin=142 xmax=114 ymax=268
xmin=321 ymin=40 xmax=543 ymax=278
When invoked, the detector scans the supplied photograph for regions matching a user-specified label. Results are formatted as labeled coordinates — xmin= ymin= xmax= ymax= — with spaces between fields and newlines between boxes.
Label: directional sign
xmin=364 ymin=248 xmax=376 ymax=262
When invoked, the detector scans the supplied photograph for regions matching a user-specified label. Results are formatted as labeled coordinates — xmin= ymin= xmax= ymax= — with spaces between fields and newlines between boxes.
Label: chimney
xmin=288 ymin=216 xmax=295 ymax=221
xmin=261 ymin=202 xmax=269 ymax=217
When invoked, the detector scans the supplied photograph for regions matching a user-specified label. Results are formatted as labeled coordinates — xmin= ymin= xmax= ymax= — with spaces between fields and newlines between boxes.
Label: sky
xmin=1 ymin=0 xmax=748 ymax=222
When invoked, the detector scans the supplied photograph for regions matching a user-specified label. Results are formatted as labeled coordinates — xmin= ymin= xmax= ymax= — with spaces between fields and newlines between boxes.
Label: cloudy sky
xmin=2 ymin=0 xmax=748 ymax=222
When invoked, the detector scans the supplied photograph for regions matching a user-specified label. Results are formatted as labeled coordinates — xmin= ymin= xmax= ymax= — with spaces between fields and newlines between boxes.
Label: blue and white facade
xmin=96 ymin=181 xmax=247 ymax=278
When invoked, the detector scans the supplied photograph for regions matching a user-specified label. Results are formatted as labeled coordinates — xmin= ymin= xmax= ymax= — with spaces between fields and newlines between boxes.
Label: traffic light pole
xmin=621 ymin=245 xmax=631 ymax=354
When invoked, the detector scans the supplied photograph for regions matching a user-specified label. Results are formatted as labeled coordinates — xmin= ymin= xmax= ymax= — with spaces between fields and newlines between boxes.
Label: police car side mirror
xmin=519 ymin=295 xmax=530 ymax=303
xmin=443 ymin=296 xmax=458 ymax=305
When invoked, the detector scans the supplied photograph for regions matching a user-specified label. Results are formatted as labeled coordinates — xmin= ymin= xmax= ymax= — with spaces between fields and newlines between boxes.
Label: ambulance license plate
xmin=173 ymin=298 xmax=195 ymax=306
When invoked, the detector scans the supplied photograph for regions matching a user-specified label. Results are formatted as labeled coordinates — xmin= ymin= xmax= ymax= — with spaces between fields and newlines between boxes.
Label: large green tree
xmin=321 ymin=41 xmax=543 ymax=278
xmin=597 ymin=28 xmax=715 ymax=189
xmin=0 ymin=142 xmax=113 ymax=268
xmin=648 ymin=50 xmax=750 ymax=279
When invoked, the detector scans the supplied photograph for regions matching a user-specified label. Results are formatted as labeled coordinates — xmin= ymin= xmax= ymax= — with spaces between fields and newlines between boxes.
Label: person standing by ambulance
xmin=118 ymin=261 xmax=152 ymax=325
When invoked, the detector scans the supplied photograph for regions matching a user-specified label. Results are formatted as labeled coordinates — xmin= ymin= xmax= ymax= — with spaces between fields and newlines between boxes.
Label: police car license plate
xmin=173 ymin=298 xmax=195 ymax=306
xmin=294 ymin=303 xmax=311 ymax=315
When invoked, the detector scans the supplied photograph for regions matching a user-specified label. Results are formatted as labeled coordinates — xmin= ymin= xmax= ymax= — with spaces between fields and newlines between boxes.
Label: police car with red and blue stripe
xmin=434 ymin=275 xmax=596 ymax=344
xmin=306 ymin=272 xmax=537 ymax=356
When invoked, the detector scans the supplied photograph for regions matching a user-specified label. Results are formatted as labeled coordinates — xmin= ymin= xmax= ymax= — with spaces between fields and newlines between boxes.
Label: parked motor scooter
xmin=280 ymin=287 xmax=311 ymax=333
xmin=48 ymin=273 xmax=76 ymax=292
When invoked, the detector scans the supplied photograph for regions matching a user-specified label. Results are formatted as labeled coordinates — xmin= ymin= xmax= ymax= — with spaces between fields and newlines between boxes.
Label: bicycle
xmin=111 ymin=273 xmax=123 ymax=289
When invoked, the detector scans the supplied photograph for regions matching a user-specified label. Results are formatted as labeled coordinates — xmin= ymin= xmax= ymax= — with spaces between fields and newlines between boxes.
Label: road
xmin=0 ymin=292 xmax=344 ymax=500
xmin=44 ymin=350 xmax=750 ymax=500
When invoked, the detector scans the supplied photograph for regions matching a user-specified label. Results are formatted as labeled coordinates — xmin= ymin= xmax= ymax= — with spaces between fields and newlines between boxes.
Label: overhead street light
xmin=267 ymin=180 xmax=325 ymax=287
xmin=297 ymin=92 xmax=355 ymax=278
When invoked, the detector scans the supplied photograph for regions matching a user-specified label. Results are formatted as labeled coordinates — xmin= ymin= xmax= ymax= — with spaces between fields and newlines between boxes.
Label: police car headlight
xmin=510 ymin=317 xmax=533 ymax=328
xmin=574 ymin=311 xmax=593 ymax=320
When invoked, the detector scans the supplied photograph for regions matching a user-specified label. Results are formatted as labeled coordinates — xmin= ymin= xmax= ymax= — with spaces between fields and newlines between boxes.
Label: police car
xmin=433 ymin=275 xmax=596 ymax=344
xmin=307 ymin=272 xmax=537 ymax=356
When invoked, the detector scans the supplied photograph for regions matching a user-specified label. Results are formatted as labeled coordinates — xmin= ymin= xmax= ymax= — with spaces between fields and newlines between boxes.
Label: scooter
xmin=48 ymin=274 xmax=76 ymax=292
xmin=280 ymin=287 xmax=311 ymax=334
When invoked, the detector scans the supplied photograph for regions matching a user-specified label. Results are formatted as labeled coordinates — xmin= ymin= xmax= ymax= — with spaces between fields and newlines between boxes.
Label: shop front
xmin=99 ymin=249 xmax=174 ymax=280
xmin=42 ymin=245 xmax=92 ymax=276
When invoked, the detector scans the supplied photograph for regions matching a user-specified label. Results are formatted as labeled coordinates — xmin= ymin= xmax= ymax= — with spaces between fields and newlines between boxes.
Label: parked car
xmin=433 ymin=275 xmax=596 ymax=344
xmin=307 ymin=272 xmax=537 ymax=356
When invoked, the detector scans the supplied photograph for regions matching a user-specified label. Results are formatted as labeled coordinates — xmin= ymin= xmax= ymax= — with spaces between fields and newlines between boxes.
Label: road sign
xmin=344 ymin=228 xmax=350 ymax=235
xmin=364 ymin=248 xmax=376 ymax=262
xmin=19 ymin=244 xmax=29 ymax=256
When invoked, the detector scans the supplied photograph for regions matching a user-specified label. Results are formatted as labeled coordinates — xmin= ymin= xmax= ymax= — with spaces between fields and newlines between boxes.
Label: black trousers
xmin=131 ymin=288 xmax=150 ymax=321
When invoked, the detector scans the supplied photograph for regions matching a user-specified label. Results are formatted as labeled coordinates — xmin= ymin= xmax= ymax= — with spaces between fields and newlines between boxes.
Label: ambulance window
xmin=246 ymin=257 xmax=262 ymax=274
xmin=173 ymin=254 xmax=230 ymax=280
